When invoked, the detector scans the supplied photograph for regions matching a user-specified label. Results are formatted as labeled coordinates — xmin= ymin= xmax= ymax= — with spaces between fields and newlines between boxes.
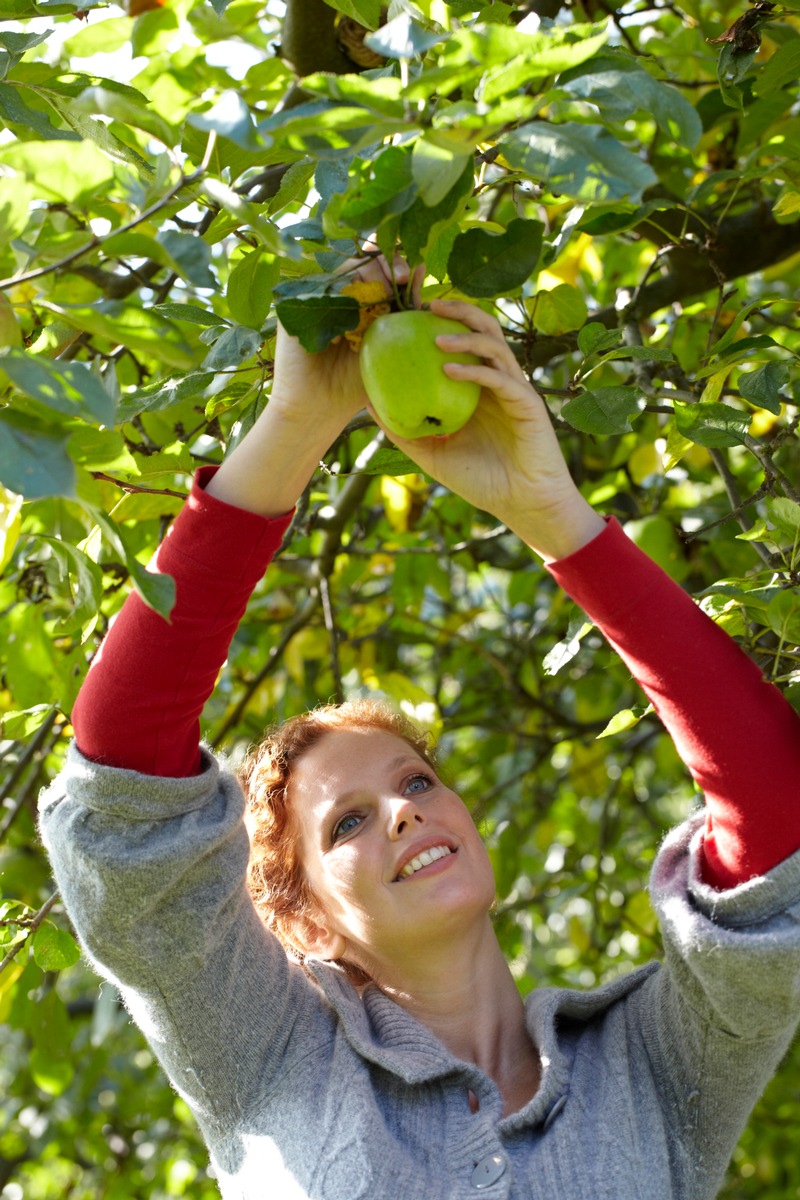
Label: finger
xmin=430 ymin=297 xmax=503 ymax=338
xmin=443 ymin=361 xmax=543 ymax=410
xmin=435 ymin=328 xmax=525 ymax=380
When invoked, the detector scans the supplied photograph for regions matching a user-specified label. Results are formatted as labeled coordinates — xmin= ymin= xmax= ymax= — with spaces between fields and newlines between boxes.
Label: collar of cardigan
xmin=304 ymin=956 xmax=658 ymax=1130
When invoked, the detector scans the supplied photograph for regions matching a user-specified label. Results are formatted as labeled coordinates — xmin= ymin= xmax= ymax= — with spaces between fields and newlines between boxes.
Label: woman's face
xmin=289 ymin=728 xmax=496 ymax=977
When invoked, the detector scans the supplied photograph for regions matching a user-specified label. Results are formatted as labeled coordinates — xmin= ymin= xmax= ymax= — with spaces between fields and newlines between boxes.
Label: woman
xmin=40 ymin=254 xmax=800 ymax=1200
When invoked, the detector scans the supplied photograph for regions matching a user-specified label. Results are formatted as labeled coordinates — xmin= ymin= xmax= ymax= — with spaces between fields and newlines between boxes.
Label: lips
xmin=393 ymin=838 xmax=456 ymax=882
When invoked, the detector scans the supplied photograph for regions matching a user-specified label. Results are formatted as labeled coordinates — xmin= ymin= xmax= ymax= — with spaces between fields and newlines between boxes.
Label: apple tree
xmin=1 ymin=0 xmax=799 ymax=1195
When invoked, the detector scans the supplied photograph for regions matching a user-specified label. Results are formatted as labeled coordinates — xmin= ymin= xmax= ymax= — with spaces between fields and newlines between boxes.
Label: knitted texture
xmin=39 ymin=751 xmax=800 ymax=1200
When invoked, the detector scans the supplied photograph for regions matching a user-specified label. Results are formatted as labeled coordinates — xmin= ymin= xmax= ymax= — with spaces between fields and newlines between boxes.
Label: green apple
xmin=359 ymin=310 xmax=481 ymax=439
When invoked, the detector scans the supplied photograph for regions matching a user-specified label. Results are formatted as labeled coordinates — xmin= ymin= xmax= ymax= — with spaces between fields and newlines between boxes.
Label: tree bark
xmin=281 ymin=0 xmax=353 ymax=76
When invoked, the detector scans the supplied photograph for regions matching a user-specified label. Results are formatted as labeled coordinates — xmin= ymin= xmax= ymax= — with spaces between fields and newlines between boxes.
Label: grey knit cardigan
xmin=39 ymin=745 xmax=800 ymax=1200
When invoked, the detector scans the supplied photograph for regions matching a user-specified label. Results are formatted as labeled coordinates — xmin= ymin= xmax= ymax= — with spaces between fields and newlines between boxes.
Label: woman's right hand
xmin=268 ymin=251 xmax=423 ymax=436
xmin=205 ymin=250 xmax=420 ymax=517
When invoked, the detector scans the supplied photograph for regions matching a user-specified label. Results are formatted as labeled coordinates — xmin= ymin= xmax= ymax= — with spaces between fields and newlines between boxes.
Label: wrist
xmin=206 ymin=401 xmax=346 ymax=518
xmin=505 ymin=494 xmax=606 ymax=563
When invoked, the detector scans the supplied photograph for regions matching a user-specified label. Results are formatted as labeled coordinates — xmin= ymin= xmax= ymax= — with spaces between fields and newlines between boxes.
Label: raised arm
xmin=384 ymin=299 xmax=800 ymax=889
xmin=73 ymin=255 xmax=404 ymax=776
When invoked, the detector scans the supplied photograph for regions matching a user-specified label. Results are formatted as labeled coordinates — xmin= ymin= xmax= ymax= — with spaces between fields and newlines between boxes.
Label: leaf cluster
xmin=1 ymin=0 xmax=799 ymax=1195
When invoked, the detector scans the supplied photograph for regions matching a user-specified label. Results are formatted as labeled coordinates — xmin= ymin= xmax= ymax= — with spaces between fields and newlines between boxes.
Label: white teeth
xmin=398 ymin=845 xmax=452 ymax=879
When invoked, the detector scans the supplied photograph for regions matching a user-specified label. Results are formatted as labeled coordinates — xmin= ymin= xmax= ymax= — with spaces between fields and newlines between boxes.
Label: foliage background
xmin=1 ymin=0 xmax=799 ymax=1194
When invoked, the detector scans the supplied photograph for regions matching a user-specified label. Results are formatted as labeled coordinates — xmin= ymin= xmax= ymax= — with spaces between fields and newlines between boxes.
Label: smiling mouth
xmin=395 ymin=844 xmax=455 ymax=881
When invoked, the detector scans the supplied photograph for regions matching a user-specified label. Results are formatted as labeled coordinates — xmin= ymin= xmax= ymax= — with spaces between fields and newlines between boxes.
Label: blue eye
xmin=333 ymin=813 xmax=362 ymax=840
xmin=406 ymin=774 xmax=431 ymax=794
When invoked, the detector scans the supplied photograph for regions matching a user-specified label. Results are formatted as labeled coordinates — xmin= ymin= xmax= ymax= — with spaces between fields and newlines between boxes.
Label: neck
xmin=366 ymin=919 xmax=540 ymax=1110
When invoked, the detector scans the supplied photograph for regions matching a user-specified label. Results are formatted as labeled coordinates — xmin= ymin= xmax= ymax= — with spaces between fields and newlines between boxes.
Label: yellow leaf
xmin=627 ymin=442 xmax=661 ymax=485
xmin=380 ymin=473 xmax=425 ymax=532
xmin=0 ymin=484 xmax=23 ymax=574
xmin=700 ymin=367 xmax=730 ymax=405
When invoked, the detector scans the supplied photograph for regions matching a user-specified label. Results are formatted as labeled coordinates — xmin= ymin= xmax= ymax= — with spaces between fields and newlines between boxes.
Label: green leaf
xmin=323 ymin=0 xmax=382 ymax=29
xmin=29 ymin=1047 xmax=74 ymax=1097
xmin=117 ymin=372 xmax=217 ymax=419
xmin=0 ymin=136 xmax=115 ymax=202
xmin=766 ymin=589 xmax=800 ymax=641
xmin=711 ymin=297 xmax=777 ymax=356
xmin=364 ymin=13 xmax=446 ymax=59
xmin=355 ymin=447 xmax=419 ymax=476
xmin=448 ymin=218 xmax=543 ymax=298
xmin=399 ymin=156 xmax=474 ymax=269
xmin=188 ymin=90 xmax=259 ymax=149
xmin=673 ymin=400 xmax=750 ymax=447
xmin=339 ymin=145 xmax=417 ymax=233
xmin=201 ymin=325 xmax=261 ymax=370
xmin=0 ymin=351 xmax=116 ymax=425
xmin=35 ymin=534 xmax=104 ymax=636
xmin=0 ymin=410 xmax=75 ymax=498
xmin=577 ymin=322 xmax=620 ymax=357
xmin=532 ymin=285 xmax=588 ymax=335
xmin=40 ymin=300 xmax=195 ymax=370
xmin=754 ymin=40 xmax=800 ymax=95
xmin=600 ymin=345 xmax=675 ymax=365
xmin=774 ymin=189 xmax=800 ymax=219
xmin=737 ymin=361 xmax=789 ymax=414
xmin=0 ymin=175 xmax=34 ymax=247
xmin=716 ymin=42 xmax=756 ymax=111
xmin=561 ymin=58 xmax=702 ymax=149
xmin=36 ymin=88 xmax=150 ymax=173
xmin=70 ymin=83 xmax=176 ymax=148
xmin=542 ymin=616 xmax=591 ymax=676
xmin=501 ymin=122 xmax=658 ymax=202
xmin=33 ymin=923 xmax=81 ymax=971
xmin=767 ymin=497 xmax=800 ymax=538
xmin=150 ymin=304 xmax=226 ymax=328
xmin=1 ymin=704 xmax=54 ymax=739
xmin=451 ymin=20 xmax=609 ymax=77
xmin=562 ymin=386 xmax=643 ymax=434
xmin=411 ymin=140 xmax=472 ymax=208
xmin=695 ymin=335 xmax=778 ymax=378
xmin=158 ymin=230 xmax=216 ymax=289
xmin=267 ymin=158 xmax=317 ymax=216
xmin=0 ymin=81 xmax=77 ymax=140
xmin=576 ymin=198 xmax=678 ymax=237
xmin=85 ymin=507 xmax=176 ymax=619
xmin=227 ymin=249 xmax=279 ymax=329
xmin=597 ymin=704 xmax=653 ymax=739
xmin=63 ymin=15 xmax=130 ymax=56
xmin=274 ymin=295 xmax=360 ymax=353
xmin=303 ymin=73 xmax=404 ymax=118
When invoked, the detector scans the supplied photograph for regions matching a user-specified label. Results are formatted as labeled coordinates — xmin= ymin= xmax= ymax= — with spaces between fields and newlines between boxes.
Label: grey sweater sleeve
xmin=640 ymin=814 xmax=800 ymax=1194
xmin=38 ymin=745 xmax=333 ymax=1139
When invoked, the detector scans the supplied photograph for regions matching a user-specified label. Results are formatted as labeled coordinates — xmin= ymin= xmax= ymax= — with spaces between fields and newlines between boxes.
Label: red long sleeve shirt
xmin=73 ymin=468 xmax=800 ymax=890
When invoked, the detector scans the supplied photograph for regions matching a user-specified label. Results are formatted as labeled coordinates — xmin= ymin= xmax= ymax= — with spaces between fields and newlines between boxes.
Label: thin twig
xmin=0 ymin=892 xmax=59 ymax=978
xmin=319 ymin=574 xmax=344 ymax=704
xmin=0 ymin=132 xmax=218 ymax=292
xmin=91 ymin=474 xmax=188 ymax=500
xmin=0 ymin=709 xmax=61 ymax=844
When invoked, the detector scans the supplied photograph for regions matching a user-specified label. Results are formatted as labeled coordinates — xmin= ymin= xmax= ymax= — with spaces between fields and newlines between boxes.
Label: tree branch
xmin=526 ymin=203 xmax=800 ymax=369
xmin=280 ymin=0 xmax=353 ymax=76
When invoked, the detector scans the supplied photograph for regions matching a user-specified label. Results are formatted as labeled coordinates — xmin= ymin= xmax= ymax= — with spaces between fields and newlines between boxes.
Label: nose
xmin=386 ymin=794 xmax=425 ymax=840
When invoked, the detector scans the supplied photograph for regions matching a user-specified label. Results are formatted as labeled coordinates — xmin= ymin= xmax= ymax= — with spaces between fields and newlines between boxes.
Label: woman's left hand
xmin=373 ymin=299 xmax=604 ymax=561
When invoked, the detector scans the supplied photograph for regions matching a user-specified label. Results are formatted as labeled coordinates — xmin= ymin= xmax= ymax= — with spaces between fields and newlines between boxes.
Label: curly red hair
xmin=240 ymin=699 xmax=436 ymax=970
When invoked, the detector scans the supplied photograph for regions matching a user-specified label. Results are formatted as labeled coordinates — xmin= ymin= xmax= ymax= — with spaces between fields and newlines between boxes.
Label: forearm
xmin=205 ymin=395 xmax=355 ymax=516
xmin=548 ymin=518 xmax=800 ymax=887
xmin=505 ymin=490 xmax=607 ymax=563
xmin=73 ymin=468 xmax=292 ymax=776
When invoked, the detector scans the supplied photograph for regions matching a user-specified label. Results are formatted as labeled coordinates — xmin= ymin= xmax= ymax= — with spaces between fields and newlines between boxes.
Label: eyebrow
xmin=322 ymin=753 xmax=429 ymax=813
